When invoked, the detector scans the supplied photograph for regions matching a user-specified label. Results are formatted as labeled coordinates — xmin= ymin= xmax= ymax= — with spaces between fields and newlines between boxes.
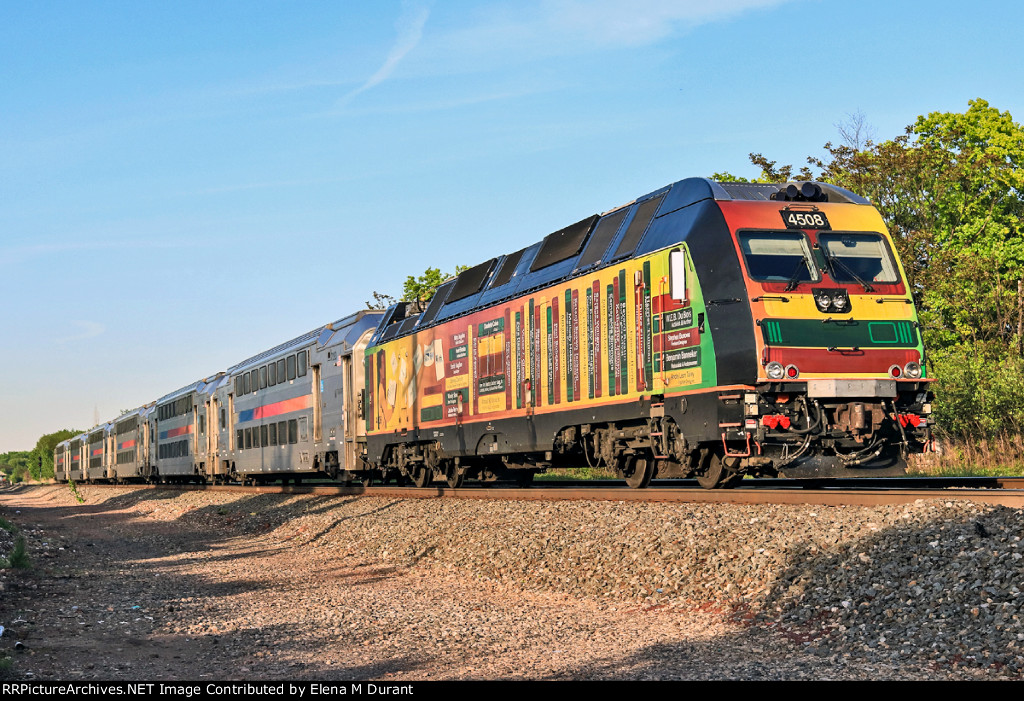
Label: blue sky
xmin=2 ymin=0 xmax=1022 ymax=451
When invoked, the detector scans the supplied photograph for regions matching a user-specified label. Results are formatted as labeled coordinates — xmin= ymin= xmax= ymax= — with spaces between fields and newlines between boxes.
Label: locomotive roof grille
xmin=488 ymin=248 xmax=527 ymax=290
xmin=529 ymin=215 xmax=599 ymax=272
xmin=415 ymin=281 xmax=455 ymax=327
xmin=573 ymin=208 xmax=629 ymax=273
xmin=609 ymin=193 xmax=666 ymax=262
xmin=446 ymin=258 xmax=498 ymax=304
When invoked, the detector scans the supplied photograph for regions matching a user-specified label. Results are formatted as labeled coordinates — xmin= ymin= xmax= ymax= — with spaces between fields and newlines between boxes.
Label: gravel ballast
xmin=0 ymin=484 xmax=1020 ymax=680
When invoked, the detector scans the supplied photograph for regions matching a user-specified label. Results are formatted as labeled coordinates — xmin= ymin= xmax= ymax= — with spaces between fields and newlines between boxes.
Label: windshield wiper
xmin=822 ymin=247 xmax=874 ymax=292
xmin=784 ymin=257 xmax=811 ymax=292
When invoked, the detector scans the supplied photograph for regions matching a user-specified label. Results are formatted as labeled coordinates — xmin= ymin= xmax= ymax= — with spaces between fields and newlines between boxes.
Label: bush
xmin=1 ymin=537 xmax=29 ymax=569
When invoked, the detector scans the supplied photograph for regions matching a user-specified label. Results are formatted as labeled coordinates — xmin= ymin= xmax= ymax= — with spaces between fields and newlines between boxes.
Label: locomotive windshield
xmin=818 ymin=233 xmax=900 ymax=284
xmin=738 ymin=232 xmax=819 ymax=284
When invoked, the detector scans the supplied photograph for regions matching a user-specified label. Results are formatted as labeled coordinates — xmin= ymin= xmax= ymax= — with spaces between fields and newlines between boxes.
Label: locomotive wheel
xmin=410 ymin=465 xmax=431 ymax=488
xmin=445 ymin=464 xmax=465 ymax=489
xmin=622 ymin=456 xmax=654 ymax=489
xmin=695 ymin=451 xmax=742 ymax=490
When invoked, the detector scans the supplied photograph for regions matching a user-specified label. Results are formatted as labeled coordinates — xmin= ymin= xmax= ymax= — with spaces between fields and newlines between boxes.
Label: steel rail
xmin=95 ymin=481 xmax=1024 ymax=508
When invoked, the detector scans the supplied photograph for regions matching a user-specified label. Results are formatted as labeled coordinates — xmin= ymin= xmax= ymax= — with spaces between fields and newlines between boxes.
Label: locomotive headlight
xmin=904 ymin=361 xmax=922 ymax=379
xmin=766 ymin=361 xmax=785 ymax=380
xmin=815 ymin=294 xmax=831 ymax=311
xmin=831 ymin=294 xmax=848 ymax=311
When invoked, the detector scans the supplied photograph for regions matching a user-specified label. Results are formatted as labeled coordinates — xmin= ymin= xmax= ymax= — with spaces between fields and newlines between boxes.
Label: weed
xmin=3 ymin=537 xmax=30 ymax=569
xmin=0 ymin=517 xmax=14 ymax=533
xmin=67 ymin=477 xmax=85 ymax=504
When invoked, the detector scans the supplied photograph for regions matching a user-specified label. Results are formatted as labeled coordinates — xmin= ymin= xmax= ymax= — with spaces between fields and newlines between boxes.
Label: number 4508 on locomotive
xmin=362 ymin=178 xmax=934 ymax=489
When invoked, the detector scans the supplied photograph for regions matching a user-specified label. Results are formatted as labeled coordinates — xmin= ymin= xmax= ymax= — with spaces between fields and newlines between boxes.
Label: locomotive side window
xmin=669 ymin=248 xmax=687 ymax=301
xmin=818 ymin=233 xmax=900 ymax=284
xmin=260 ymin=366 xmax=267 ymax=389
xmin=269 ymin=423 xmax=278 ymax=446
xmin=738 ymin=231 xmax=820 ymax=283
xmin=297 ymin=351 xmax=307 ymax=377
xmin=288 ymin=419 xmax=298 ymax=444
xmin=268 ymin=362 xmax=277 ymax=386
xmin=287 ymin=355 xmax=297 ymax=381
xmin=277 ymin=359 xmax=286 ymax=382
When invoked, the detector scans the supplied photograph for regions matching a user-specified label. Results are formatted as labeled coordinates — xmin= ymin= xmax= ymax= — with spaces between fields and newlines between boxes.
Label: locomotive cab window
xmin=738 ymin=231 xmax=820 ymax=284
xmin=818 ymin=233 xmax=900 ymax=284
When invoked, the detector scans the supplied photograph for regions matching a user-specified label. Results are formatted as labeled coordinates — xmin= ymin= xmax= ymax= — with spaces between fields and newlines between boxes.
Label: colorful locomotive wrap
xmin=363 ymin=178 xmax=933 ymax=487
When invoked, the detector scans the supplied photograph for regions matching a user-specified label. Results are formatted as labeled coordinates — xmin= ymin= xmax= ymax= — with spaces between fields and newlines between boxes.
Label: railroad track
xmin=79 ymin=476 xmax=1024 ymax=508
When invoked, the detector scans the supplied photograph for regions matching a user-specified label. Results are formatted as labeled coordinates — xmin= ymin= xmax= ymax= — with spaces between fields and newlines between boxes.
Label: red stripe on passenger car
xmin=254 ymin=394 xmax=312 ymax=420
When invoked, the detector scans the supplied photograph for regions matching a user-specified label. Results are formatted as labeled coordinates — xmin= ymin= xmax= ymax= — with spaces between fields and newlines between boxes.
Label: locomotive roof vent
xmin=770 ymin=182 xmax=829 ymax=203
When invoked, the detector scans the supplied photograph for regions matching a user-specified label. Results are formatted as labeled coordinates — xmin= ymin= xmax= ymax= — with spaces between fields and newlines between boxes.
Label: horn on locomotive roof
xmin=770 ymin=181 xmax=828 ymax=203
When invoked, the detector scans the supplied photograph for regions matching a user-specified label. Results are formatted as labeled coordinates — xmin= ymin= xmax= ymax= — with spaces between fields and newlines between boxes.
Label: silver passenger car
xmin=152 ymin=374 xmax=222 ymax=482
xmin=111 ymin=403 xmax=155 ymax=482
xmin=54 ymin=439 xmax=71 ymax=482
xmin=219 ymin=311 xmax=383 ymax=483
xmin=85 ymin=424 xmax=111 ymax=482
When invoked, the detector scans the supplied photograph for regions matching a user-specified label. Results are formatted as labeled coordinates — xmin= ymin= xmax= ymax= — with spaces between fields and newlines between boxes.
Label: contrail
xmin=341 ymin=1 xmax=430 ymax=105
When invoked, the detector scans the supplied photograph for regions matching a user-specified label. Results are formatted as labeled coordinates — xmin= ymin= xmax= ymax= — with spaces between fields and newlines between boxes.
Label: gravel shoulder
xmin=0 ymin=484 xmax=1017 ymax=681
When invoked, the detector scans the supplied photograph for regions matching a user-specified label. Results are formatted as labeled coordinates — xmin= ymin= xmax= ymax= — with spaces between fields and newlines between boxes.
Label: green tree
xmin=32 ymin=429 xmax=81 ymax=480
xmin=367 ymin=265 xmax=469 ymax=312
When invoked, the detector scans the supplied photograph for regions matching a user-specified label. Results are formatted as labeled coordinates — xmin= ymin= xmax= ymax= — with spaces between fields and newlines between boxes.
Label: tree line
xmin=0 ymin=429 xmax=81 ymax=483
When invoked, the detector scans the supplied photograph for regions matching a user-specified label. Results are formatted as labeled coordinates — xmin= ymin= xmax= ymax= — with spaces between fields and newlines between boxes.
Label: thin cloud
xmin=545 ymin=0 xmax=795 ymax=45
xmin=58 ymin=321 xmax=105 ymax=344
xmin=340 ymin=1 xmax=431 ymax=105
xmin=419 ymin=0 xmax=797 ymax=69
xmin=2 ymin=239 xmax=198 ymax=265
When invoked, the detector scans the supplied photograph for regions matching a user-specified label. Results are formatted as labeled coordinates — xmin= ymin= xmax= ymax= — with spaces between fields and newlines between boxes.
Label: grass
xmin=535 ymin=466 xmax=618 ymax=481
xmin=907 ymin=433 xmax=1024 ymax=477
xmin=0 ymin=517 xmax=14 ymax=533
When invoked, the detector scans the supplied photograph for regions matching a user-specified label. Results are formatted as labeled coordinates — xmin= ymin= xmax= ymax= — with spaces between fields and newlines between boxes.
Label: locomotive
xmin=56 ymin=177 xmax=933 ymax=489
